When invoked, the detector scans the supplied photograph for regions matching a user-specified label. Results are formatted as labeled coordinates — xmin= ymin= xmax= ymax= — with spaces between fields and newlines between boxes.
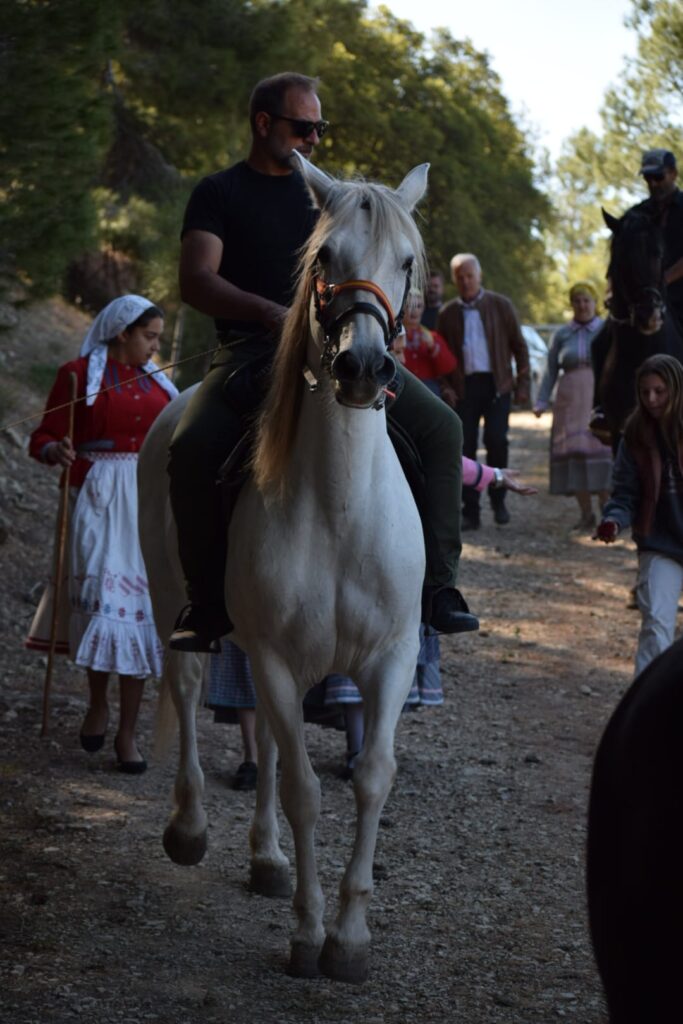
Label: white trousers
xmin=634 ymin=551 xmax=683 ymax=676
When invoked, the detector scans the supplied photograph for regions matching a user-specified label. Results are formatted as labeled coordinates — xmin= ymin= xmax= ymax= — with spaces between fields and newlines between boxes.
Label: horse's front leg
xmin=251 ymin=658 xmax=325 ymax=978
xmin=249 ymin=702 xmax=291 ymax=898
xmin=320 ymin=652 xmax=415 ymax=983
xmin=161 ymin=650 xmax=208 ymax=865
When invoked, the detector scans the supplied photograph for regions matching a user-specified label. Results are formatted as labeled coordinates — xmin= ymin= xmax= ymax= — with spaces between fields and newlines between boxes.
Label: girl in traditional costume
xmin=26 ymin=295 xmax=177 ymax=772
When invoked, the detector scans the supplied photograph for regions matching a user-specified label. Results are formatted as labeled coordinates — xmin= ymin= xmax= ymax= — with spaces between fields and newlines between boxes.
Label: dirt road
xmin=1 ymin=411 xmax=642 ymax=1023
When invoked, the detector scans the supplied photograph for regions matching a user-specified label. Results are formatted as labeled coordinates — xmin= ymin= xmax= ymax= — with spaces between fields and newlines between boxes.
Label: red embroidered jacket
xmin=29 ymin=356 xmax=172 ymax=488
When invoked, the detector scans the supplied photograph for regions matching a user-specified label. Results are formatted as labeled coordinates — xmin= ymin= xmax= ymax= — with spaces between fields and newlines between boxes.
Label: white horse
xmin=138 ymin=154 xmax=429 ymax=983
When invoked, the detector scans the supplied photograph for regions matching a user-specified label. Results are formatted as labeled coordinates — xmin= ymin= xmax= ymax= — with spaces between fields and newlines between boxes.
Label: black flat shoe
xmin=80 ymin=732 xmax=105 ymax=753
xmin=80 ymin=708 xmax=108 ymax=752
xmin=114 ymin=736 xmax=147 ymax=775
xmin=493 ymin=504 xmax=510 ymax=525
xmin=169 ymin=603 xmax=233 ymax=653
xmin=429 ymin=587 xmax=480 ymax=634
xmin=461 ymin=514 xmax=480 ymax=531
xmin=232 ymin=761 xmax=257 ymax=791
xmin=338 ymin=752 xmax=359 ymax=781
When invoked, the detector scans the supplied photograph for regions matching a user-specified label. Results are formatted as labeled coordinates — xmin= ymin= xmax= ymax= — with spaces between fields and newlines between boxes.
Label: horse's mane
xmin=608 ymin=208 xmax=664 ymax=296
xmin=252 ymin=177 xmax=427 ymax=495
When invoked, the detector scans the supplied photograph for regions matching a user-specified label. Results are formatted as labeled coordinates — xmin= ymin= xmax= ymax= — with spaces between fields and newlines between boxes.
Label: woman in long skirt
xmin=534 ymin=281 xmax=613 ymax=530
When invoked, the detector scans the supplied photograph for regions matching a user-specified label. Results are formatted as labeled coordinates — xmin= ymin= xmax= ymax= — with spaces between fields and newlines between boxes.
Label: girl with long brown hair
xmin=596 ymin=353 xmax=683 ymax=674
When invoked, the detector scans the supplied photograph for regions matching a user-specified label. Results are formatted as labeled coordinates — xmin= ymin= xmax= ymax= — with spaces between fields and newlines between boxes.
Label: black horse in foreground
xmin=587 ymin=637 xmax=683 ymax=1023
xmin=591 ymin=206 xmax=683 ymax=447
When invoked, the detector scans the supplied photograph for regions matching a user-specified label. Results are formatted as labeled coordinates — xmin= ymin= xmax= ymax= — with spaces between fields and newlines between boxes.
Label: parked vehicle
xmin=514 ymin=325 xmax=550 ymax=407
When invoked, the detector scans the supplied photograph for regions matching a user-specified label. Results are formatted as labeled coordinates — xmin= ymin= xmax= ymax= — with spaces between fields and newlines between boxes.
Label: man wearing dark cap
xmin=632 ymin=148 xmax=683 ymax=328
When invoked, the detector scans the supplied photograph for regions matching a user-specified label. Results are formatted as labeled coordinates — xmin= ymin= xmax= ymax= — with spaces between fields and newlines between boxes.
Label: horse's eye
xmin=402 ymin=256 xmax=414 ymax=272
xmin=316 ymin=245 xmax=331 ymax=268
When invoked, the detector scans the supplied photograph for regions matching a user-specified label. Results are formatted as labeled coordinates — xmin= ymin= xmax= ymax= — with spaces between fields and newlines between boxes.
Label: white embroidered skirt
xmin=27 ymin=453 xmax=164 ymax=678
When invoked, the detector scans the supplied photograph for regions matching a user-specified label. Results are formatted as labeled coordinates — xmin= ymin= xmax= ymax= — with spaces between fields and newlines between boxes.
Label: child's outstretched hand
xmin=595 ymin=519 xmax=620 ymax=543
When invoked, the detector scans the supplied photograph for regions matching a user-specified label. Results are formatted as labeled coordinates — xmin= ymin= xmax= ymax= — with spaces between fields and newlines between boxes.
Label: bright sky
xmin=378 ymin=0 xmax=638 ymax=160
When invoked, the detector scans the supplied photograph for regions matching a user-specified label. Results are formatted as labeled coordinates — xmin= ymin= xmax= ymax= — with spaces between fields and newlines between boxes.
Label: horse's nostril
xmin=376 ymin=354 xmax=396 ymax=386
xmin=332 ymin=350 xmax=364 ymax=381
xmin=331 ymin=349 xmax=395 ymax=387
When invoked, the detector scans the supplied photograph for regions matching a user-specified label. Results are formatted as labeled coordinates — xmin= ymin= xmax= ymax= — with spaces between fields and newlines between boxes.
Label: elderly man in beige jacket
xmin=438 ymin=253 xmax=529 ymax=529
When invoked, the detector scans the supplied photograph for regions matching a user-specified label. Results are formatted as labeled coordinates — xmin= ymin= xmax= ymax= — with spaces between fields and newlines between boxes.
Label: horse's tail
xmin=154 ymin=662 xmax=178 ymax=760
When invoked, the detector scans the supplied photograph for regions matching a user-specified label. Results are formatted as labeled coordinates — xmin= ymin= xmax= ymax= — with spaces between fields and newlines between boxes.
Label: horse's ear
xmin=602 ymin=208 xmax=621 ymax=234
xmin=290 ymin=150 xmax=333 ymax=208
xmin=395 ymin=164 xmax=430 ymax=212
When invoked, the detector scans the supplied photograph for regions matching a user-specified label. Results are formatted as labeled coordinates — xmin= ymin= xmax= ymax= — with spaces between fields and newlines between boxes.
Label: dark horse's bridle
xmin=303 ymin=268 xmax=412 ymax=409
xmin=607 ymin=284 xmax=666 ymax=330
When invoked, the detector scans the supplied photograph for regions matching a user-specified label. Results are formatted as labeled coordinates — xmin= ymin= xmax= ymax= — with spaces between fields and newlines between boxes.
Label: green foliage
xmin=1 ymin=0 xmax=549 ymax=319
xmin=596 ymin=0 xmax=683 ymax=198
xmin=423 ymin=33 xmax=548 ymax=314
xmin=256 ymin=2 xmax=549 ymax=312
xmin=543 ymin=129 xmax=612 ymax=320
xmin=545 ymin=0 xmax=683 ymax=321
xmin=0 ymin=0 xmax=121 ymax=293
xmin=120 ymin=0 xmax=261 ymax=174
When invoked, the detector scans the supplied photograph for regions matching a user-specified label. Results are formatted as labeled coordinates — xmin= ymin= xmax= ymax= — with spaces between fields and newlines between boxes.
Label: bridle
xmin=312 ymin=271 xmax=412 ymax=366
xmin=303 ymin=269 xmax=412 ymax=410
xmin=607 ymin=285 xmax=666 ymax=330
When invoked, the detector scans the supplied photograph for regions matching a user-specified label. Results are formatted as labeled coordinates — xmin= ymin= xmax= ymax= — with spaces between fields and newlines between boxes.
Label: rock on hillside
xmin=0 ymin=296 xmax=91 ymax=422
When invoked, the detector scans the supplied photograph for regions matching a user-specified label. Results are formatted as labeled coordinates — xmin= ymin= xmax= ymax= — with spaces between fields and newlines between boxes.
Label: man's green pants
xmin=168 ymin=337 xmax=463 ymax=610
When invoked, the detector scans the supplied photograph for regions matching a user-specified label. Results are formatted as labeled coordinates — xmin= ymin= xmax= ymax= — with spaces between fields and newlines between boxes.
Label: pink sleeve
xmin=462 ymin=456 xmax=496 ymax=492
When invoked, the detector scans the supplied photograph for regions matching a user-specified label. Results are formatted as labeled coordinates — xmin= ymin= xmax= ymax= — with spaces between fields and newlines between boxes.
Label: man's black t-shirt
xmin=181 ymin=160 xmax=318 ymax=333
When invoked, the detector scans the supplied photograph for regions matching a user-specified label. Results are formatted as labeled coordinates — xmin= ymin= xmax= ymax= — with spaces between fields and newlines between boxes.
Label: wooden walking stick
xmin=41 ymin=371 xmax=78 ymax=738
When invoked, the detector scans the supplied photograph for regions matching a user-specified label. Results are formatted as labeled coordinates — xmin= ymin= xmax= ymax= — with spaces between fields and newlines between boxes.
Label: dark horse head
xmin=603 ymin=207 xmax=665 ymax=334
xmin=593 ymin=207 xmax=683 ymax=445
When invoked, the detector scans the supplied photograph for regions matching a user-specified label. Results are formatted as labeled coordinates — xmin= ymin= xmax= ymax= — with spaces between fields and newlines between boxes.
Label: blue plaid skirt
xmin=207 ymin=640 xmax=256 ymax=711
xmin=206 ymin=626 xmax=441 ymax=718
xmin=319 ymin=625 xmax=442 ymax=706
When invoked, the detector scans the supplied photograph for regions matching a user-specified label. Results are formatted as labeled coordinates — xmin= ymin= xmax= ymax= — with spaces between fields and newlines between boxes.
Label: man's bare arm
xmin=179 ymin=229 xmax=287 ymax=332
xmin=664 ymin=256 xmax=683 ymax=287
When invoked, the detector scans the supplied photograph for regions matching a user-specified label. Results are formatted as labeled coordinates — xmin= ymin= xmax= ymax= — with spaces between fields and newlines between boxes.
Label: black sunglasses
xmin=270 ymin=114 xmax=329 ymax=139
xmin=644 ymin=172 xmax=665 ymax=183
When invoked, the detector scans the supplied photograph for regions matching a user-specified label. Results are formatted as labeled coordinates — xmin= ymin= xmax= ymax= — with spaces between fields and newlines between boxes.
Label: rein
xmin=0 ymin=345 xmax=220 ymax=435
xmin=303 ymin=270 xmax=411 ymax=410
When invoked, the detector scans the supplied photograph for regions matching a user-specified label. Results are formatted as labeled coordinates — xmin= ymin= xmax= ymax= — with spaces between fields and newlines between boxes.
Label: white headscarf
xmin=79 ymin=294 xmax=178 ymax=406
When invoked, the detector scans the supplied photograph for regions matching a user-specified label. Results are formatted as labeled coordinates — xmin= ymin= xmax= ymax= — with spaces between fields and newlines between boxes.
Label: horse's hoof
xmin=249 ymin=860 xmax=292 ymax=898
xmin=318 ymin=936 xmax=370 ymax=984
xmin=162 ymin=824 xmax=207 ymax=866
xmin=287 ymin=941 xmax=322 ymax=979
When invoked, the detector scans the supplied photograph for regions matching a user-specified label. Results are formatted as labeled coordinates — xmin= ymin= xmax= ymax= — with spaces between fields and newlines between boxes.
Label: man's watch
xmin=493 ymin=467 xmax=505 ymax=488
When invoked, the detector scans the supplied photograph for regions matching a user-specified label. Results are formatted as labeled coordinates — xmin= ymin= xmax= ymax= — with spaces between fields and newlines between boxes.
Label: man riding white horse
xmin=168 ymin=71 xmax=478 ymax=651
